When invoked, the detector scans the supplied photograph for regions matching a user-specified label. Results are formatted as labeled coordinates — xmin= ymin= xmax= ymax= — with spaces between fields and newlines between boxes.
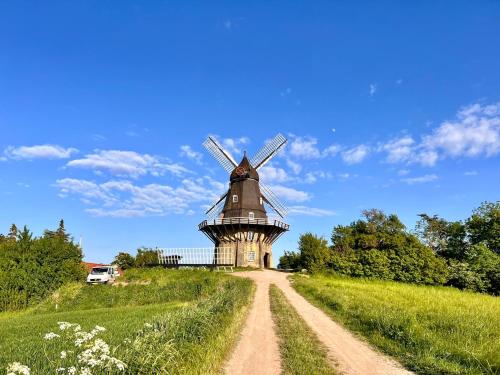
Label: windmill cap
xmin=230 ymin=155 xmax=259 ymax=181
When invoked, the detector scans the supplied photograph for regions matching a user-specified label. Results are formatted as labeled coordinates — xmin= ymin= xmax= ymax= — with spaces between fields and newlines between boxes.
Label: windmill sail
xmin=203 ymin=136 xmax=238 ymax=173
xmin=250 ymin=133 xmax=287 ymax=170
xmin=205 ymin=191 xmax=228 ymax=216
xmin=260 ymin=182 xmax=289 ymax=218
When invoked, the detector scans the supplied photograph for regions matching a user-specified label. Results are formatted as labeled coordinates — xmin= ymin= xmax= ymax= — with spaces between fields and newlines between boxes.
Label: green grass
xmin=269 ymin=284 xmax=336 ymax=375
xmin=0 ymin=268 xmax=254 ymax=374
xmin=292 ymin=273 xmax=500 ymax=375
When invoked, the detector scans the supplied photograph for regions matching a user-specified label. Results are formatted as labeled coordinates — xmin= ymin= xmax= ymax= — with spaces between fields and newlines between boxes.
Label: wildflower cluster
xmin=6 ymin=362 xmax=30 ymax=375
xmin=43 ymin=321 xmax=127 ymax=374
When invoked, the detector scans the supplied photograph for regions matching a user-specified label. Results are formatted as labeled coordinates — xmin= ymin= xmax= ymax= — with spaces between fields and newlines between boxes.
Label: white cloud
xmin=379 ymin=102 xmax=500 ymax=167
xmin=259 ymin=165 xmax=289 ymax=183
xmin=303 ymin=171 xmax=331 ymax=184
xmin=401 ymin=174 xmax=438 ymax=185
xmin=180 ymin=145 xmax=203 ymax=164
xmin=285 ymin=159 xmax=302 ymax=174
xmin=288 ymin=206 xmax=336 ymax=217
xmin=288 ymin=135 xmax=340 ymax=159
xmin=267 ymin=185 xmax=310 ymax=202
xmin=66 ymin=150 xmax=191 ymax=178
xmin=341 ymin=145 xmax=370 ymax=164
xmin=5 ymin=145 xmax=78 ymax=160
xmin=422 ymin=102 xmax=500 ymax=158
xmin=322 ymin=144 xmax=341 ymax=157
xmin=55 ymin=176 xmax=225 ymax=218
xmin=397 ymin=169 xmax=410 ymax=176
xmin=464 ymin=171 xmax=478 ymax=176
xmin=289 ymin=136 xmax=321 ymax=159
xmin=369 ymin=83 xmax=377 ymax=96
xmin=379 ymin=136 xmax=415 ymax=163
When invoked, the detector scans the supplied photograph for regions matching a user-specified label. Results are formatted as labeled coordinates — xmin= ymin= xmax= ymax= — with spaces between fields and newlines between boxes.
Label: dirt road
xmin=225 ymin=270 xmax=413 ymax=375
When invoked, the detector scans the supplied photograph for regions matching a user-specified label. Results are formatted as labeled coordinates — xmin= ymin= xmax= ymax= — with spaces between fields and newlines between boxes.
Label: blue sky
xmin=1 ymin=1 xmax=499 ymax=263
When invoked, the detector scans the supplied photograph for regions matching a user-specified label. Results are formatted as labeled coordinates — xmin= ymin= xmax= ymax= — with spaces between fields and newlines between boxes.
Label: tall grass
xmin=292 ymin=274 xmax=500 ymax=375
xmin=0 ymin=269 xmax=254 ymax=374
xmin=270 ymin=284 xmax=336 ymax=375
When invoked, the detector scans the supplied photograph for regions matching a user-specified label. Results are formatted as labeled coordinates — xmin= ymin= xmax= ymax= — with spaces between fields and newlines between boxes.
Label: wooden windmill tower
xmin=199 ymin=134 xmax=290 ymax=268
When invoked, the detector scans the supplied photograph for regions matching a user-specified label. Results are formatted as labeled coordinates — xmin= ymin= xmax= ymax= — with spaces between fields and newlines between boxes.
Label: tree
xmin=298 ymin=233 xmax=331 ymax=273
xmin=416 ymin=214 xmax=449 ymax=254
xmin=44 ymin=219 xmax=70 ymax=242
xmin=112 ymin=252 xmax=136 ymax=270
xmin=135 ymin=247 xmax=159 ymax=268
xmin=278 ymin=251 xmax=302 ymax=270
xmin=0 ymin=223 xmax=86 ymax=311
xmin=416 ymin=214 xmax=468 ymax=259
xmin=330 ymin=209 xmax=448 ymax=285
xmin=8 ymin=224 xmax=18 ymax=241
xmin=467 ymin=201 xmax=500 ymax=254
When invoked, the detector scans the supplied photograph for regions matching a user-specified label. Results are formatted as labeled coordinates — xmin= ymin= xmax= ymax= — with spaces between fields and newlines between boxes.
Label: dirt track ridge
xmin=225 ymin=270 xmax=413 ymax=375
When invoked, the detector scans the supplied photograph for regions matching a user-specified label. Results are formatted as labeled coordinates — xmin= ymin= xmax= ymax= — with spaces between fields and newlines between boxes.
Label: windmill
xmin=198 ymin=133 xmax=290 ymax=268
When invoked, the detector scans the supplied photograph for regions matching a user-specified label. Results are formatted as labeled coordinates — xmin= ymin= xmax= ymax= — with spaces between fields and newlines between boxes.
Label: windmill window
xmin=248 ymin=251 xmax=256 ymax=262
xmin=249 ymin=212 xmax=255 ymax=220
xmin=248 ymin=231 xmax=254 ymax=241
xmin=232 ymin=195 xmax=238 ymax=203
xmin=260 ymin=197 xmax=263 ymax=205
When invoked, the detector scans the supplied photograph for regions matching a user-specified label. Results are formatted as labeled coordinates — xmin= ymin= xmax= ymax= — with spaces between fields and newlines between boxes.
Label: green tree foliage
xmin=330 ymin=209 xmax=448 ymax=285
xmin=135 ymin=247 xmax=160 ymax=268
xmin=297 ymin=233 xmax=331 ymax=273
xmin=466 ymin=201 xmax=500 ymax=254
xmin=278 ymin=251 xmax=302 ymax=270
xmin=0 ymin=222 xmax=86 ymax=311
xmin=112 ymin=252 xmax=136 ymax=269
xmin=417 ymin=201 xmax=500 ymax=293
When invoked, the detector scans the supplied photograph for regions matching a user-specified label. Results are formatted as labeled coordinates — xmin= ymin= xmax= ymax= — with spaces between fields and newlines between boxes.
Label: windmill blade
xmin=260 ymin=182 xmax=289 ymax=218
xmin=206 ymin=198 xmax=226 ymax=221
xmin=251 ymin=133 xmax=287 ymax=170
xmin=203 ymin=136 xmax=238 ymax=173
xmin=205 ymin=191 xmax=228 ymax=216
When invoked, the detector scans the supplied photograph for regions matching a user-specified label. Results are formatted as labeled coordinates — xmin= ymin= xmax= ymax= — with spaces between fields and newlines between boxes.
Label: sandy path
xmin=224 ymin=271 xmax=282 ymax=375
xmin=227 ymin=270 xmax=413 ymax=375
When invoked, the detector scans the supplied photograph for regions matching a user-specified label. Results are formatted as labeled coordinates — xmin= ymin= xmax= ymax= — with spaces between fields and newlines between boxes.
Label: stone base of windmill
xmin=217 ymin=240 xmax=273 ymax=269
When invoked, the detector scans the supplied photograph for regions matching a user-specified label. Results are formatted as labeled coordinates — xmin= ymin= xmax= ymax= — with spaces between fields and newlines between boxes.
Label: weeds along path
xmin=230 ymin=270 xmax=413 ymax=375
xmin=224 ymin=271 xmax=282 ymax=375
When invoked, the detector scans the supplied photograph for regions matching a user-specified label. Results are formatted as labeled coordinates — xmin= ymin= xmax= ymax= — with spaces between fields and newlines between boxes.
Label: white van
xmin=86 ymin=266 xmax=119 ymax=284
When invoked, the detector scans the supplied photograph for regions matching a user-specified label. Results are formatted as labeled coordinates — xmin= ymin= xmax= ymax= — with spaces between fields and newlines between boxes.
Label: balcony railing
xmin=199 ymin=216 xmax=289 ymax=230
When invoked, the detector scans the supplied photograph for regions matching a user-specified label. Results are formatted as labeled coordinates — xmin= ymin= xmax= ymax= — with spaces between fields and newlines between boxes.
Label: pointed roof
xmin=230 ymin=154 xmax=259 ymax=181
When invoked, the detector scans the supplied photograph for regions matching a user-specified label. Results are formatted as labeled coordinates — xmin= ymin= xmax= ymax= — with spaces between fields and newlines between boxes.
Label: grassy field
xmin=269 ymin=284 xmax=335 ymax=375
xmin=292 ymin=273 xmax=500 ymax=375
xmin=0 ymin=268 xmax=254 ymax=374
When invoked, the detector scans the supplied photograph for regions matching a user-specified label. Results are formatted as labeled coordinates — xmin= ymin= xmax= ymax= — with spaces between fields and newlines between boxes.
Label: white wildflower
xmin=44 ymin=332 xmax=60 ymax=340
xmin=67 ymin=367 xmax=77 ymax=375
xmin=79 ymin=368 xmax=92 ymax=375
xmin=144 ymin=323 xmax=153 ymax=328
xmin=60 ymin=351 xmax=67 ymax=359
xmin=110 ymin=358 xmax=127 ymax=371
xmin=74 ymin=331 xmax=94 ymax=347
xmin=57 ymin=321 xmax=72 ymax=331
xmin=56 ymin=368 xmax=65 ymax=373
xmin=6 ymin=362 xmax=30 ymax=375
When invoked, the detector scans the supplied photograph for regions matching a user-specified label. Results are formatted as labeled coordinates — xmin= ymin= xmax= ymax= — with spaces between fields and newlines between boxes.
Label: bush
xmin=0 ymin=222 xmax=86 ymax=311
xmin=278 ymin=251 xmax=302 ymax=270
xmin=447 ymin=244 xmax=500 ymax=294
xmin=329 ymin=210 xmax=448 ymax=285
